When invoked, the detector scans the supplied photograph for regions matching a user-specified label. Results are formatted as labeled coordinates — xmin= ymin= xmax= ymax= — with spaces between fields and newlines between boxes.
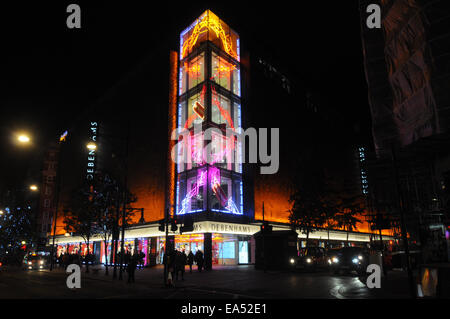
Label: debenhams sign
xmin=193 ymin=221 xmax=259 ymax=235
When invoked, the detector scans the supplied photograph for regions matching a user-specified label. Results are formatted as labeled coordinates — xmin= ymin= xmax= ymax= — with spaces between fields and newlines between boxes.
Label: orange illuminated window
xmin=180 ymin=10 xmax=239 ymax=61
xmin=211 ymin=90 xmax=231 ymax=127
xmin=187 ymin=92 xmax=205 ymax=128
xmin=211 ymin=51 xmax=233 ymax=90
xmin=188 ymin=52 xmax=205 ymax=90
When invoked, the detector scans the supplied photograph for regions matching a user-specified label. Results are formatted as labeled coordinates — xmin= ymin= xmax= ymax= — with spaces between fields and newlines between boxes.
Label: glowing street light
xmin=29 ymin=185 xmax=38 ymax=191
xmin=86 ymin=142 xmax=97 ymax=150
xmin=0 ymin=210 xmax=4 ymax=216
xmin=17 ymin=134 xmax=31 ymax=143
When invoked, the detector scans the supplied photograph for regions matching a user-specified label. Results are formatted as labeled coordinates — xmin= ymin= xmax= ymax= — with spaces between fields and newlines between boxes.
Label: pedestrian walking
xmin=127 ymin=255 xmax=138 ymax=283
xmin=195 ymin=249 xmax=204 ymax=272
xmin=138 ymin=250 xmax=145 ymax=268
xmin=164 ymin=249 xmax=176 ymax=287
xmin=187 ymin=250 xmax=194 ymax=273
xmin=175 ymin=250 xmax=187 ymax=280
xmin=124 ymin=250 xmax=131 ymax=267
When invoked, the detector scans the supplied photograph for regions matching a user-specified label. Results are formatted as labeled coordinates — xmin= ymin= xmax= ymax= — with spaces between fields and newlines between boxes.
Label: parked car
xmin=327 ymin=247 xmax=369 ymax=275
xmin=289 ymin=247 xmax=328 ymax=271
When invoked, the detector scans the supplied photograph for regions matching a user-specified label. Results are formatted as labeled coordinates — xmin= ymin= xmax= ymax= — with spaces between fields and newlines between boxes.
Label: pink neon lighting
xmin=183 ymin=83 xmax=236 ymax=130
xmin=178 ymin=57 xmax=242 ymax=215
xmin=179 ymin=170 xmax=206 ymax=215
xmin=190 ymin=134 xmax=236 ymax=166
xmin=178 ymin=167 xmax=240 ymax=215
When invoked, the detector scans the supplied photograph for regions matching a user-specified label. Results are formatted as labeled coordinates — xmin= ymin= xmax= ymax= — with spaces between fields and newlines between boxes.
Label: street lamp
xmin=86 ymin=142 xmax=97 ymax=150
xmin=17 ymin=134 xmax=31 ymax=143
xmin=49 ymin=130 xmax=69 ymax=271
xmin=29 ymin=185 xmax=38 ymax=191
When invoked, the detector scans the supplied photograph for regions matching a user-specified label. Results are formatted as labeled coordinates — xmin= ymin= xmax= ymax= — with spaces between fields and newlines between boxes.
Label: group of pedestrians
xmin=58 ymin=252 xmax=82 ymax=269
xmin=164 ymin=248 xmax=204 ymax=286
xmin=58 ymin=252 xmax=96 ymax=269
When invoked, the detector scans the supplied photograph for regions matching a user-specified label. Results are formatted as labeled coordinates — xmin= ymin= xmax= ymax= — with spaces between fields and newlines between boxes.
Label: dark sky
xmin=0 ymin=1 xmax=371 ymax=190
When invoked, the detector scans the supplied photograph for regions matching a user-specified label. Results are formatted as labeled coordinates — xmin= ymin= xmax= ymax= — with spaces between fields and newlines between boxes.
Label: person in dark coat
xmin=187 ymin=251 xmax=194 ymax=273
xmin=124 ymin=250 xmax=131 ymax=266
xmin=163 ymin=249 xmax=176 ymax=285
xmin=138 ymin=250 xmax=146 ymax=268
xmin=127 ymin=255 xmax=138 ymax=283
xmin=175 ymin=250 xmax=187 ymax=280
xmin=194 ymin=250 xmax=204 ymax=272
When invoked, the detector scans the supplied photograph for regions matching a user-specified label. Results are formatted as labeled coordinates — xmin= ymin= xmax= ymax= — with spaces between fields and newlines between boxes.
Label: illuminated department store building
xmin=52 ymin=10 xmax=394 ymax=268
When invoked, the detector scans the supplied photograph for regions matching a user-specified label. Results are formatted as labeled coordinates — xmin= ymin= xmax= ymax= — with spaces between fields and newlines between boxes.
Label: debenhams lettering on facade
xmin=86 ymin=121 xmax=97 ymax=180
xmin=193 ymin=222 xmax=255 ymax=234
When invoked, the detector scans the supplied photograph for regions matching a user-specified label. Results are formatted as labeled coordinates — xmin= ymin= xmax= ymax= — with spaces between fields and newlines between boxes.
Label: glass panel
xmin=180 ymin=11 xmax=208 ymax=59
xmin=188 ymin=52 xmax=205 ymax=90
xmin=189 ymin=132 xmax=204 ymax=169
xmin=211 ymin=91 xmax=230 ymax=126
xmin=180 ymin=10 xmax=239 ymax=61
xmin=238 ymin=241 xmax=248 ymax=263
xmin=234 ymin=139 xmax=242 ymax=173
xmin=233 ymin=67 xmax=240 ymax=96
xmin=230 ymin=30 xmax=240 ymax=61
xmin=176 ymin=177 xmax=187 ymax=214
xmin=207 ymin=11 xmax=223 ymax=50
xmin=187 ymin=92 xmax=205 ymax=128
xmin=210 ymin=174 xmax=231 ymax=211
xmin=220 ymin=241 xmax=235 ymax=259
xmin=211 ymin=52 xmax=232 ymax=90
xmin=209 ymin=132 xmax=230 ymax=170
xmin=233 ymin=102 xmax=241 ymax=129
xmin=179 ymin=62 xmax=187 ymax=95
xmin=188 ymin=174 xmax=205 ymax=213
xmin=178 ymin=100 xmax=186 ymax=128
xmin=234 ymin=179 xmax=243 ymax=214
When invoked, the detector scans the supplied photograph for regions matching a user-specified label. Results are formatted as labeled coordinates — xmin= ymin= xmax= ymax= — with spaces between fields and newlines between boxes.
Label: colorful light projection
xmin=183 ymin=84 xmax=235 ymax=130
xmin=184 ymin=130 xmax=235 ymax=167
xmin=180 ymin=10 xmax=238 ymax=61
xmin=177 ymin=11 xmax=243 ymax=217
xmin=179 ymin=169 xmax=206 ymax=215
xmin=178 ymin=167 xmax=242 ymax=215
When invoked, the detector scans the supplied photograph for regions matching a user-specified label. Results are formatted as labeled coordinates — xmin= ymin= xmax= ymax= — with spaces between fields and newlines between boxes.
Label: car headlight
xmin=358 ymin=255 xmax=363 ymax=260
xmin=328 ymin=259 xmax=332 ymax=264
xmin=28 ymin=261 xmax=32 ymax=265
xmin=332 ymin=257 xmax=339 ymax=263
xmin=290 ymin=258 xmax=295 ymax=264
xmin=352 ymin=258 xmax=359 ymax=264
xmin=40 ymin=260 xmax=44 ymax=265
xmin=306 ymin=258 xmax=312 ymax=263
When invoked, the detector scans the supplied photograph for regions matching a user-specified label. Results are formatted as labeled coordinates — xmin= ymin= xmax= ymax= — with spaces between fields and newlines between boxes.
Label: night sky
xmin=0 ymin=1 xmax=371 ymax=191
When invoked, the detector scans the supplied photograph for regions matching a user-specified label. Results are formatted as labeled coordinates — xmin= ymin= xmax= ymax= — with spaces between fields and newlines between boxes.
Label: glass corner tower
xmin=175 ymin=10 xmax=244 ymax=219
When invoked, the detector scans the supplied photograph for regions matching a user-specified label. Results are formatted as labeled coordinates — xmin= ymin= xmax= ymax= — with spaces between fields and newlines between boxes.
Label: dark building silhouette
xmin=360 ymin=0 xmax=450 ymax=262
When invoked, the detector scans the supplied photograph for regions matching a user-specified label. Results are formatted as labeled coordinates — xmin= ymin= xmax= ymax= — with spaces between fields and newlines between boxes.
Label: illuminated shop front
xmin=54 ymin=220 xmax=259 ymax=267
xmin=53 ymin=219 xmax=395 ymax=267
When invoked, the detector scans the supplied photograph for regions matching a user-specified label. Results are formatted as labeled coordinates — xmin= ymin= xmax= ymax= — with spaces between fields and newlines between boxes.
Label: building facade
xmin=37 ymin=143 xmax=59 ymax=239
xmin=51 ymin=10 xmax=396 ymax=268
